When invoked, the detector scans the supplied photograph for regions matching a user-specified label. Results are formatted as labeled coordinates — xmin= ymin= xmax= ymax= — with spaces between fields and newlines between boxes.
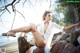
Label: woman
xmin=2 ymin=11 xmax=80 ymax=53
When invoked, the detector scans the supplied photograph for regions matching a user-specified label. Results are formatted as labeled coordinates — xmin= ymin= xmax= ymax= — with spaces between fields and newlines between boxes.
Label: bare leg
xmin=9 ymin=25 xmax=31 ymax=33
xmin=2 ymin=24 xmax=46 ymax=48
xmin=31 ymin=29 xmax=46 ymax=48
xmin=2 ymin=24 xmax=33 ymax=37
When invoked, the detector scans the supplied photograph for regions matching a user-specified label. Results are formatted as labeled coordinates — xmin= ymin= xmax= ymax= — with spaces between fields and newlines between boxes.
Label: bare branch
xmin=12 ymin=5 xmax=15 ymax=12
xmin=0 ymin=8 xmax=5 ymax=12
xmin=35 ymin=0 xmax=37 ymax=6
xmin=16 ymin=10 xmax=26 ymax=22
xmin=0 ymin=10 xmax=6 ymax=26
xmin=5 ymin=0 xmax=16 ymax=9
xmin=22 ymin=0 xmax=27 ymax=7
xmin=11 ymin=9 xmax=26 ymax=30
xmin=49 ymin=0 xmax=52 ymax=9
xmin=0 ymin=0 xmax=2 ymax=4
xmin=28 ymin=0 xmax=33 ymax=7
xmin=5 ymin=0 xmax=16 ymax=7
xmin=11 ymin=11 xmax=16 ymax=30
xmin=4 ymin=0 xmax=6 ymax=3
xmin=40 ymin=0 xmax=43 ymax=6
xmin=14 ymin=0 xmax=20 ymax=6
xmin=12 ymin=0 xmax=21 ymax=12
xmin=5 ymin=7 xmax=11 ymax=13
xmin=28 ymin=0 xmax=38 ymax=13
xmin=0 ymin=0 xmax=16 ymax=13
xmin=0 ymin=10 xmax=6 ymax=18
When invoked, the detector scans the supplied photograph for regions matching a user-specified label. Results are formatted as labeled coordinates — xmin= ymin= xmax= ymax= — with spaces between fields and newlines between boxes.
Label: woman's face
xmin=45 ymin=13 xmax=52 ymax=22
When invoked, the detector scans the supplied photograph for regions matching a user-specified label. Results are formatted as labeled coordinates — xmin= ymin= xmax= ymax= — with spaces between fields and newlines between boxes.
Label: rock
xmin=50 ymin=41 xmax=67 ymax=53
xmin=51 ymin=41 xmax=78 ymax=53
xmin=62 ymin=43 xmax=78 ymax=53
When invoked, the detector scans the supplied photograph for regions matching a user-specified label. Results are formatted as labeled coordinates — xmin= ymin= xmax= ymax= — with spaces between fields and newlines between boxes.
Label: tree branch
xmin=0 ymin=10 xmax=6 ymax=26
xmin=16 ymin=10 xmax=26 ymax=22
xmin=28 ymin=0 xmax=38 ymax=13
xmin=40 ymin=0 xmax=43 ymax=6
xmin=0 ymin=0 xmax=16 ymax=13
xmin=14 ymin=0 xmax=20 ymax=6
xmin=0 ymin=11 xmax=5 ymax=22
xmin=49 ymin=0 xmax=52 ymax=9
xmin=22 ymin=0 xmax=27 ymax=7
xmin=11 ymin=11 xmax=16 ymax=30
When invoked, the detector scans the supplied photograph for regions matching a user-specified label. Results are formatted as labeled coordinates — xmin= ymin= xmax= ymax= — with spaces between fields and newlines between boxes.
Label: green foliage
xmin=64 ymin=5 xmax=76 ymax=25
xmin=51 ymin=0 xmax=80 ymax=26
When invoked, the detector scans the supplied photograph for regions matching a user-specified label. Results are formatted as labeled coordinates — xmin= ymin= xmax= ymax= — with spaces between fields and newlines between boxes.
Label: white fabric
xmin=28 ymin=22 xmax=63 ymax=53
xmin=77 ymin=36 xmax=80 ymax=44
xmin=38 ymin=22 xmax=63 ymax=41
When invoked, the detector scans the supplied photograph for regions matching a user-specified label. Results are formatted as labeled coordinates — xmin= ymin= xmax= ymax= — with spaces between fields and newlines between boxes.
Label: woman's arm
xmin=63 ymin=22 xmax=80 ymax=31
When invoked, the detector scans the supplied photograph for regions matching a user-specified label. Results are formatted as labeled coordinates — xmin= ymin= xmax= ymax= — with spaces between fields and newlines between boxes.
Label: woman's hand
xmin=74 ymin=22 xmax=80 ymax=26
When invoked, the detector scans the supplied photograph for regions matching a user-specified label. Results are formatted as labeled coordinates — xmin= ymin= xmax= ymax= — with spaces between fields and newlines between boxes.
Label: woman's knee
xmin=29 ymin=23 xmax=37 ymax=32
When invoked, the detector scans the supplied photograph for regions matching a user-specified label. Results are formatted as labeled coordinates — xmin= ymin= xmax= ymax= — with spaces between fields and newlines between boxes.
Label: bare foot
xmin=2 ymin=31 xmax=16 ymax=37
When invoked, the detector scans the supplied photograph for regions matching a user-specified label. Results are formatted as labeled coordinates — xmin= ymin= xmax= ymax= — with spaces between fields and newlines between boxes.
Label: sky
xmin=0 ymin=0 xmax=57 ymax=46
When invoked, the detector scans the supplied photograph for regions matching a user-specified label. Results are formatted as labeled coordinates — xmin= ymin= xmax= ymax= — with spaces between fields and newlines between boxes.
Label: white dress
xmin=27 ymin=22 xmax=63 ymax=53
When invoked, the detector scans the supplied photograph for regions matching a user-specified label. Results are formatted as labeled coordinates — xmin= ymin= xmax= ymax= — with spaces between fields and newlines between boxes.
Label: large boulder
xmin=50 ymin=41 xmax=67 ymax=53
xmin=50 ymin=41 xmax=78 ymax=53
